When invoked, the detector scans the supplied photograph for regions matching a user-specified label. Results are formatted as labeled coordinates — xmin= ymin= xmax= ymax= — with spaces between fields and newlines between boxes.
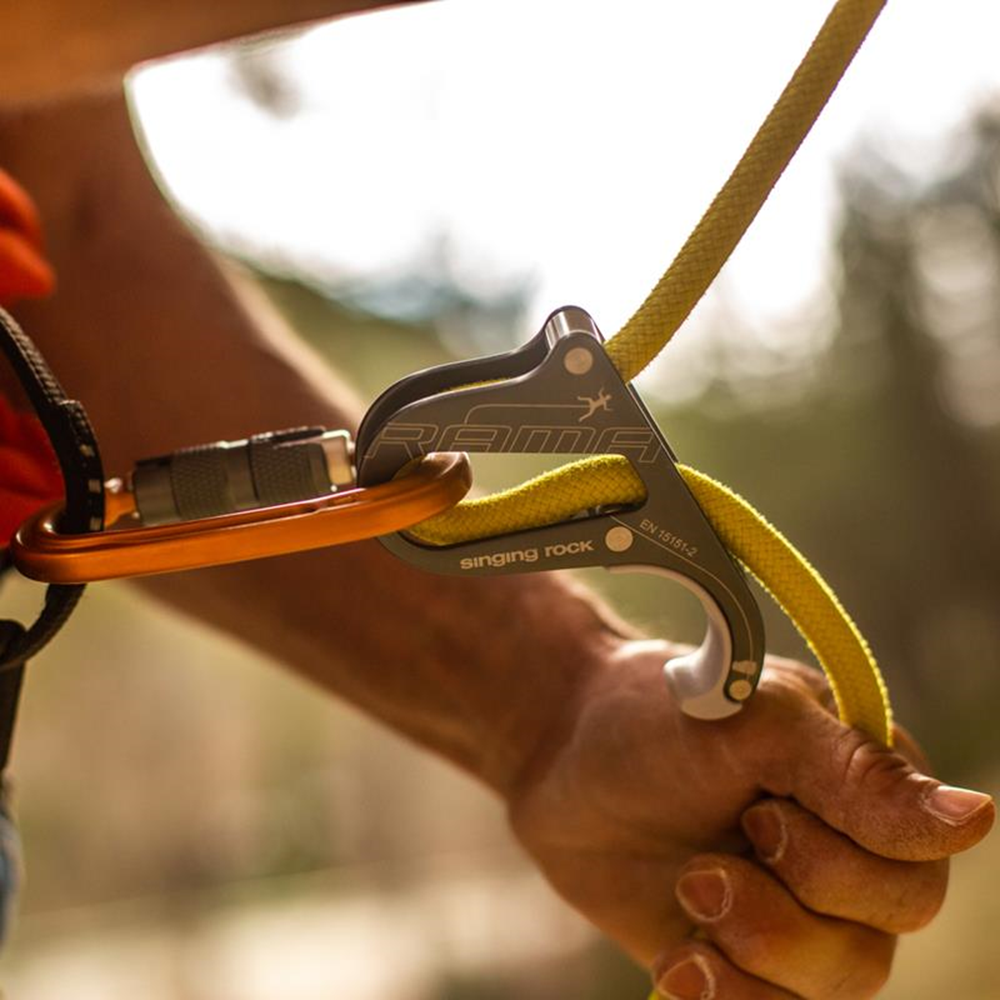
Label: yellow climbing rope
xmin=605 ymin=0 xmax=888 ymax=383
xmin=411 ymin=0 xmax=894 ymax=747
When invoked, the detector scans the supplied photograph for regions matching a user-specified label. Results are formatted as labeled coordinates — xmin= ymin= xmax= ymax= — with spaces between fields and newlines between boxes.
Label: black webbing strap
xmin=0 ymin=307 xmax=104 ymax=769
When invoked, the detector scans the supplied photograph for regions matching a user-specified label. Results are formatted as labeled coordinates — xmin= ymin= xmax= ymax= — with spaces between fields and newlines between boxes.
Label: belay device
xmin=357 ymin=306 xmax=765 ymax=719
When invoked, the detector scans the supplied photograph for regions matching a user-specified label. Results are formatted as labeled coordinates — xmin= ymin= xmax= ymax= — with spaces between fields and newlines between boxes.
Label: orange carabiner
xmin=11 ymin=452 xmax=471 ymax=584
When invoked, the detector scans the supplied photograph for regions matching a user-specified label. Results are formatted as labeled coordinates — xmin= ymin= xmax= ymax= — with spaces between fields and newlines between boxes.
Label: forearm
xmin=1 ymin=0 xmax=419 ymax=105
xmin=0 ymin=89 xmax=631 ymax=795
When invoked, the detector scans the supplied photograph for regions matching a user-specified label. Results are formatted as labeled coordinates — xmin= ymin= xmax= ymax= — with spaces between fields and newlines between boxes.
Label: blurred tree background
xmin=3 ymin=48 xmax=1000 ymax=1000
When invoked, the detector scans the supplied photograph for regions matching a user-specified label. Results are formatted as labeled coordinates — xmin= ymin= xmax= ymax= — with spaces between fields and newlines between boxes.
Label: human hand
xmin=507 ymin=639 xmax=994 ymax=998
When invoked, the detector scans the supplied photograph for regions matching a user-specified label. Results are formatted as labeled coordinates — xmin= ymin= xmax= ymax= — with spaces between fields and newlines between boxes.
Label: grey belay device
xmin=356 ymin=306 xmax=765 ymax=720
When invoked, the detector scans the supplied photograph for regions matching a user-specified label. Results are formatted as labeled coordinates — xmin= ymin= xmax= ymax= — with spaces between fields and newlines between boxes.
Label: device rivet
xmin=564 ymin=347 xmax=594 ymax=375
xmin=605 ymin=526 xmax=634 ymax=552
xmin=728 ymin=679 xmax=754 ymax=701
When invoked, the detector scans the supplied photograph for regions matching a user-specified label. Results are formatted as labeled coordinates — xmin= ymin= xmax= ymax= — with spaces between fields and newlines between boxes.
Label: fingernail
xmin=742 ymin=804 xmax=787 ymax=864
xmin=655 ymin=954 xmax=715 ymax=999
xmin=676 ymin=869 xmax=731 ymax=922
xmin=924 ymin=784 xmax=993 ymax=824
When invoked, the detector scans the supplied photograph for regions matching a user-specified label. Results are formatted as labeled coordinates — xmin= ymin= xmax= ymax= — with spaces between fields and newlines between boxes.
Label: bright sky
xmin=131 ymin=0 xmax=1000 ymax=388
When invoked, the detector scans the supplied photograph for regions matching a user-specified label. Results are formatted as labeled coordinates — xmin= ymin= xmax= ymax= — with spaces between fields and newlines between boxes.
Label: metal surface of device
xmin=356 ymin=306 xmax=765 ymax=719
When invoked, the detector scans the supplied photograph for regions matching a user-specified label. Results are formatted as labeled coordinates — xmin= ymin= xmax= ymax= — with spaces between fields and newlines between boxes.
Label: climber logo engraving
xmin=577 ymin=387 xmax=613 ymax=422
xmin=459 ymin=539 xmax=595 ymax=571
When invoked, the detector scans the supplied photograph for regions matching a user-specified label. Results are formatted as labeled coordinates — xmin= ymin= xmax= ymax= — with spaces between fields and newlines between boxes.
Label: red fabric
xmin=0 ymin=396 xmax=63 ymax=542
xmin=0 ymin=168 xmax=62 ymax=544
xmin=0 ymin=168 xmax=54 ymax=303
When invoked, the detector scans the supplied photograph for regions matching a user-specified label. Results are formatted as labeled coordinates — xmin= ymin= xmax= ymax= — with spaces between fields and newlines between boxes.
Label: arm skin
xmin=1 ymin=54 xmax=995 ymax=1000
xmin=0 ymin=0 xmax=422 ymax=105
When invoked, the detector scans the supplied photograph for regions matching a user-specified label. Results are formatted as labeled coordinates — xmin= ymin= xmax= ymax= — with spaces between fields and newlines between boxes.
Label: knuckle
xmin=744 ymin=682 xmax=828 ymax=790
xmin=755 ymin=663 xmax=817 ymax=708
xmin=834 ymin=728 xmax=916 ymax=805
xmin=826 ymin=930 xmax=896 ymax=998
xmin=766 ymin=654 xmax=835 ymax=701
xmin=886 ymin=859 xmax=949 ymax=932
xmin=751 ymin=799 xmax=944 ymax=937
xmin=722 ymin=876 xmax=896 ymax=999
xmin=769 ymin=851 xmax=829 ymax=912
xmin=781 ymin=847 xmax=947 ymax=936
xmin=736 ymin=927 xmax=791 ymax=974
xmin=890 ymin=723 xmax=933 ymax=775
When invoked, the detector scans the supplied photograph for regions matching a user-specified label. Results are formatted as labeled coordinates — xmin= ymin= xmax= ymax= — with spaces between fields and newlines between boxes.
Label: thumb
xmin=758 ymin=699 xmax=994 ymax=862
